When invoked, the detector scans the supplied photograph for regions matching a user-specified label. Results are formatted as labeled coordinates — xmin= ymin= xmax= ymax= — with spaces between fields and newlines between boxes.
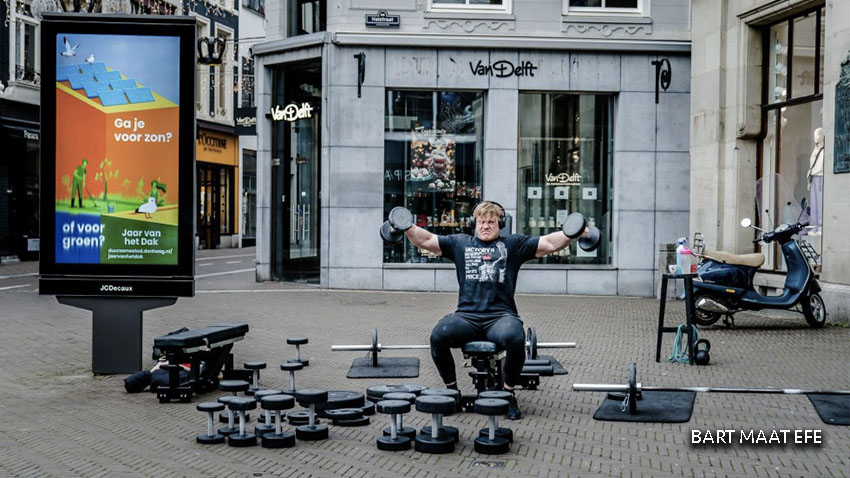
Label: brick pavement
xmin=0 ymin=256 xmax=848 ymax=477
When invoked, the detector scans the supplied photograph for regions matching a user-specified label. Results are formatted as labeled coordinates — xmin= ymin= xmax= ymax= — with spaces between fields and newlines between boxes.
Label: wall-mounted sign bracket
xmin=651 ymin=58 xmax=672 ymax=104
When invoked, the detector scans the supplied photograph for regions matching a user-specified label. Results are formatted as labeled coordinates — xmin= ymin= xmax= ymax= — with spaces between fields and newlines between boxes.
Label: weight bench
xmin=152 ymin=323 xmax=249 ymax=403
xmin=461 ymin=341 xmax=541 ymax=411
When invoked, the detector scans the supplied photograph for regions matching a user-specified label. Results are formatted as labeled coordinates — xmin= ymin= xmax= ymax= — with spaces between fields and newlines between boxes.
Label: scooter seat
xmin=703 ymin=250 xmax=764 ymax=268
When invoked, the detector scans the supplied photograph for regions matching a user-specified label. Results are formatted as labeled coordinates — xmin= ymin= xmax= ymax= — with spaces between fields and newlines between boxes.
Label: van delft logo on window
xmin=469 ymin=60 xmax=537 ymax=78
xmin=546 ymin=172 xmax=582 ymax=186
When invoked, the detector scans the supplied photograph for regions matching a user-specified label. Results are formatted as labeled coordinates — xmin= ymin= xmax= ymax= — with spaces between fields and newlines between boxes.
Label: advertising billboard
xmin=40 ymin=15 xmax=196 ymax=297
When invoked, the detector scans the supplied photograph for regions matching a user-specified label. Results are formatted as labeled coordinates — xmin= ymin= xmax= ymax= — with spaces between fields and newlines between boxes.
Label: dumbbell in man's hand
xmin=379 ymin=207 xmax=414 ymax=244
xmin=561 ymin=212 xmax=602 ymax=252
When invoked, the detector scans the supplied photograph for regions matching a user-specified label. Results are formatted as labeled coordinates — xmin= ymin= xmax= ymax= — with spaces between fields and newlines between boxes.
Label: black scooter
xmin=692 ymin=208 xmax=826 ymax=328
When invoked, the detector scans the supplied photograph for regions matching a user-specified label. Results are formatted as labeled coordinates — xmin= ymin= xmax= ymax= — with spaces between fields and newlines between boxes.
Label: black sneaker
xmin=505 ymin=391 xmax=521 ymax=420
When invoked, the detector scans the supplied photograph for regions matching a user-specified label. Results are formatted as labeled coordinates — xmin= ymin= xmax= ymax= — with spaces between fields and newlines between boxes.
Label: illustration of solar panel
xmin=124 ymin=87 xmax=155 ymax=104
xmin=95 ymin=70 xmax=122 ymax=82
xmin=82 ymin=81 xmax=111 ymax=98
xmin=80 ymin=62 xmax=107 ymax=75
xmin=57 ymin=65 xmax=80 ymax=82
xmin=67 ymin=72 xmax=96 ymax=90
xmin=110 ymin=78 xmax=137 ymax=90
xmin=98 ymin=89 xmax=128 ymax=106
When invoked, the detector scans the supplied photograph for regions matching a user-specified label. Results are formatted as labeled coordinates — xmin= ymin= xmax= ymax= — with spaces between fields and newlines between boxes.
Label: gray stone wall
xmin=320 ymin=45 xmax=691 ymax=295
xmin=690 ymin=0 xmax=850 ymax=323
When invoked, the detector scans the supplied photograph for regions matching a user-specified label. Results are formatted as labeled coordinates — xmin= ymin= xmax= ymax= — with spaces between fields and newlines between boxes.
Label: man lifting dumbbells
xmin=380 ymin=201 xmax=600 ymax=420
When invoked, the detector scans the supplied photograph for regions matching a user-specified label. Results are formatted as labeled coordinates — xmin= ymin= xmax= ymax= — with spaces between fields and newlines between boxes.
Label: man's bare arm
xmin=536 ymin=227 xmax=589 ymax=258
xmin=406 ymin=225 xmax=442 ymax=255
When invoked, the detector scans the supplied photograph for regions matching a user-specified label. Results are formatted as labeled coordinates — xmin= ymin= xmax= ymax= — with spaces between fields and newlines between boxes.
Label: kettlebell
xmin=694 ymin=339 xmax=711 ymax=365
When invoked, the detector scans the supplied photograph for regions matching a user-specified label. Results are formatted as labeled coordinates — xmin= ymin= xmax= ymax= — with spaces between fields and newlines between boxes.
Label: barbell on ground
xmin=573 ymin=363 xmax=850 ymax=414
xmin=331 ymin=328 xmax=576 ymax=368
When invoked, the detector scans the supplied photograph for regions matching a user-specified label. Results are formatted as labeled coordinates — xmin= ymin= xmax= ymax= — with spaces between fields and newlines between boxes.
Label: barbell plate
xmin=527 ymin=327 xmax=537 ymax=360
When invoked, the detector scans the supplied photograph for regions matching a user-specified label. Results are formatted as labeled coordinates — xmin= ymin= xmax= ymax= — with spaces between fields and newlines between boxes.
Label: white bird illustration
xmin=135 ymin=197 xmax=157 ymax=218
xmin=85 ymin=54 xmax=95 ymax=63
xmin=61 ymin=37 xmax=79 ymax=57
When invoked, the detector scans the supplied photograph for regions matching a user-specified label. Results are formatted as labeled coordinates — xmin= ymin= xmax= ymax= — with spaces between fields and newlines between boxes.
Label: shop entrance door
xmin=198 ymin=164 xmax=222 ymax=249
xmin=278 ymin=112 xmax=320 ymax=282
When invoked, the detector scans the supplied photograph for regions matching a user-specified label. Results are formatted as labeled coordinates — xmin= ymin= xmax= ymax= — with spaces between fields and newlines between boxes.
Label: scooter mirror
xmin=740 ymin=218 xmax=752 ymax=228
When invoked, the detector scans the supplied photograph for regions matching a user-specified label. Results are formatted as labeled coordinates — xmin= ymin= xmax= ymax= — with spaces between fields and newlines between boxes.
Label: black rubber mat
xmin=807 ymin=394 xmax=850 ymax=426
xmin=592 ymin=390 xmax=695 ymax=423
xmin=346 ymin=357 xmax=420 ymax=379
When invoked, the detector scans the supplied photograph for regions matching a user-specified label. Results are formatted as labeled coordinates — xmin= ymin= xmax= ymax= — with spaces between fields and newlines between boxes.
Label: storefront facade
xmin=690 ymin=0 xmax=850 ymax=322
xmin=196 ymin=125 xmax=240 ymax=249
xmin=254 ymin=1 xmax=692 ymax=295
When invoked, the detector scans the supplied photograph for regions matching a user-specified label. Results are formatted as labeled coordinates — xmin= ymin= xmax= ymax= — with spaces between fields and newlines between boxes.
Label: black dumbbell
xmin=379 ymin=207 xmax=414 ymax=244
xmin=226 ymin=397 xmax=258 ymax=447
xmin=216 ymin=396 xmax=239 ymax=436
xmin=294 ymin=389 xmax=329 ymax=441
xmin=476 ymin=391 xmax=514 ymax=443
xmin=414 ymin=395 xmax=456 ymax=454
xmin=376 ymin=400 xmax=412 ymax=451
xmin=254 ymin=389 xmax=283 ymax=436
xmin=286 ymin=337 xmax=309 ymax=366
xmin=562 ymin=212 xmax=601 ymax=252
xmin=196 ymin=402 xmax=225 ymax=444
xmin=243 ymin=361 xmax=266 ymax=395
xmin=281 ymin=361 xmax=303 ymax=393
xmin=381 ymin=392 xmax=417 ymax=439
xmin=260 ymin=394 xmax=296 ymax=449
xmin=420 ymin=389 xmax=460 ymax=442
xmin=218 ymin=380 xmax=250 ymax=424
xmin=473 ymin=398 xmax=511 ymax=454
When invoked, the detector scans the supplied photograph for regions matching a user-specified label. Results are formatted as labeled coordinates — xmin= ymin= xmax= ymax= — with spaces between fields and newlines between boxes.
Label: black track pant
xmin=429 ymin=312 xmax=526 ymax=388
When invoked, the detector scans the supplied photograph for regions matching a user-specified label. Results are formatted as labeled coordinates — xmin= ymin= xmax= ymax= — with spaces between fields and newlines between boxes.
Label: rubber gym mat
xmin=807 ymin=394 xmax=850 ymax=426
xmin=539 ymin=355 xmax=568 ymax=375
xmin=347 ymin=357 xmax=420 ymax=379
xmin=592 ymin=391 xmax=695 ymax=423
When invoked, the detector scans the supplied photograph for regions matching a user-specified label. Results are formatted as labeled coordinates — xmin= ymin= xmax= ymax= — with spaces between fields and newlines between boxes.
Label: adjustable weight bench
xmin=152 ymin=323 xmax=249 ymax=403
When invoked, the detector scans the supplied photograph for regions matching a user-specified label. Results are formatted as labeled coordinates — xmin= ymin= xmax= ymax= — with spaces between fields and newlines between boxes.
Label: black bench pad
xmin=154 ymin=323 xmax=248 ymax=349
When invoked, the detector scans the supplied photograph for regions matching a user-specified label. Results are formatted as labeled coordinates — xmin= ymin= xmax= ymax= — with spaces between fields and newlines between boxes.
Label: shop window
xmin=564 ymin=0 xmax=644 ymax=15
xmin=429 ymin=0 xmax=510 ymax=12
xmin=517 ymin=93 xmax=613 ymax=265
xmin=383 ymin=91 xmax=485 ymax=264
xmin=240 ymin=56 xmax=255 ymax=108
xmin=760 ymin=6 xmax=825 ymax=269
xmin=242 ymin=150 xmax=257 ymax=241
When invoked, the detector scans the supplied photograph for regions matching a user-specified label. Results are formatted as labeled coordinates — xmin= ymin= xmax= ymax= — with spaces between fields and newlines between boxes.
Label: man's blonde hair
xmin=473 ymin=201 xmax=504 ymax=224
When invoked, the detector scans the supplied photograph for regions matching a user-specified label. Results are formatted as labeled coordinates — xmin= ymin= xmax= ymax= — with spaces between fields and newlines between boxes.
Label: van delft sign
xmin=469 ymin=60 xmax=537 ymax=78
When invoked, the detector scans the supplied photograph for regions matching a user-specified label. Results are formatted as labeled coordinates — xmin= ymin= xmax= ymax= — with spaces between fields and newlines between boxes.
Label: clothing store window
xmin=383 ymin=90 xmax=484 ymax=264
xmin=517 ymin=93 xmax=613 ymax=265
xmin=760 ymin=6 xmax=824 ymax=269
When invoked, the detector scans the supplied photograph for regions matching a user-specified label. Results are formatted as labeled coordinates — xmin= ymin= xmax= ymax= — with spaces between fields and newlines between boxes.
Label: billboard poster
xmin=55 ymin=33 xmax=180 ymax=265
xmin=40 ymin=15 xmax=195 ymax=297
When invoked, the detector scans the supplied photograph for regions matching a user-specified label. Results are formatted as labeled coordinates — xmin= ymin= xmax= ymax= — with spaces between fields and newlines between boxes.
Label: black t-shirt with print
xmin=438 ymin=234 xmax=540 ymax=316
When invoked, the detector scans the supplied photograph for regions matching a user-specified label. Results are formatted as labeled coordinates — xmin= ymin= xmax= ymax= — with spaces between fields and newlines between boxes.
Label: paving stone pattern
xmin=0 ymin=258 xmax=848 ymax=477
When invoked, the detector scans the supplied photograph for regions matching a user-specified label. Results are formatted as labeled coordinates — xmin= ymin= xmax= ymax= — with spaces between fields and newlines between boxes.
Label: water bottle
xmin=681 ymin=243 xmax=693 ymax=274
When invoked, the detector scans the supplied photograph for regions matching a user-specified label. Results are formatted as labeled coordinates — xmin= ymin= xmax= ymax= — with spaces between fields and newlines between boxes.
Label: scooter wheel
xmin=692 ymin=291 xmax=722 ymax=326
xmin=802 ymin=292 xmax=826 ymax=328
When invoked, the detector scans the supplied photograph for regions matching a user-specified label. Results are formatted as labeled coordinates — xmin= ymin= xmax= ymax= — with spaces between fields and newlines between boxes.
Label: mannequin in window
xmin=807 ymin=127 xmax=824 ymax=236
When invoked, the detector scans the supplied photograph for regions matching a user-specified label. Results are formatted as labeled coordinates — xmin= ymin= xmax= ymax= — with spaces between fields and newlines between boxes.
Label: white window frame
xmin=194 ymin=14 xmax=211 ymax=118
xmin=214 ymin=23 xmax=235 ymax=121
xmin=562 ymin=0 xmax=648 ymax=17
xmin=428 ymin=0 xmax=511 ymax=14
xmin=11 ymin=2 xmax=40 ymax=87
